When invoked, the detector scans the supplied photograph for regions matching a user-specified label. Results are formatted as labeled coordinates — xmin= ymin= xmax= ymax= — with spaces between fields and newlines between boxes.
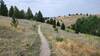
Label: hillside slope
xmin=41 ymin=23 xmax=100 ymax=56
xmin=56 ymin=16 xmax=83 ymax=27
xmin=0 ymin=16 xmax=41 ymax=56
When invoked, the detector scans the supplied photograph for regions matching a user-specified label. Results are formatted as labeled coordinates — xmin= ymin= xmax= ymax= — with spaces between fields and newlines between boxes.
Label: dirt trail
xmin=38 ymin=25 xmax=51 ymax=56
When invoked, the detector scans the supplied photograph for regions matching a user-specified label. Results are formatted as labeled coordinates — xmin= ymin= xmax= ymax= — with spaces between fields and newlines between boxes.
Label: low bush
xmin=56 ymin=37 xmax=63 ymax=42
xmin=10 ymin=16 xmax=18 ymax=28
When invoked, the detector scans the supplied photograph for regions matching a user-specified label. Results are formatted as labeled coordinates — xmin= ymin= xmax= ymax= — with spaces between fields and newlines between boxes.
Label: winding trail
xmin=38 ymin=25 xmax=51 ymax=56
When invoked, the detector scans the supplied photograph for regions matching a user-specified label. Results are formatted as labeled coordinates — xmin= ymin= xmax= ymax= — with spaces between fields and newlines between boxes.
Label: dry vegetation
xmin=57 ymin=15 xmax=100 ymax=27
xmin=56 ymin=16 xmax=83 ymax=27
xmin=41 ymin=23 xmax=100 ymax=56
xmin=0 ymin=16 xmax=41 ymax=56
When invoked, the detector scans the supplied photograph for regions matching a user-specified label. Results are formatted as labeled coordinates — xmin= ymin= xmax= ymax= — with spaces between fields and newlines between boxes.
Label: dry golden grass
xmin=57 ymin=15 xmax=100 ymax=27
xmin=0 ymin=16 xmax=41 ymax=56
xmin=56 ymin=16 xmax=83 ymax=27
xmin=41 ymin=23 xmax=100 ymax=56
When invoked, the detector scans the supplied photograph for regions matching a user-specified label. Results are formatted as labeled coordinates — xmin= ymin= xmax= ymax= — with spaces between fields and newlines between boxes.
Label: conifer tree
xmin=19 ymin=10 xmax=25 ymax=19
xmin=61 ymin=23 xmax=65 ymax=30
xmin=57 ymin=21 xmax=60 ymax=26
xmin=37 ymin=11 xmax=45 ymax=22
xmin=26 ymin=7 xmax=33 ymax=19
xmin=0 ymin=0 xmax=8 ymax=16
xmin=14 ymin=6 xmax=20 ymax=18
xmin=9 ymin=6 xmax=14 ymax=17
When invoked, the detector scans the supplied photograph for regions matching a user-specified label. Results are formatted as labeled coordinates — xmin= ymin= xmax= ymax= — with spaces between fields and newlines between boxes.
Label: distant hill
xmin=56 ymin=14 xmax=100 ymax=27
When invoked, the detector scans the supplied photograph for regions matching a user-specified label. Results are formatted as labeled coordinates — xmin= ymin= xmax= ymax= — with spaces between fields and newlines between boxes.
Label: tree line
xmin=71 ymin=15 xmax=100 ymax=36
xmin=0 ymin=0 xmax=65 ymax=30
xmin=68 ymin=13 xmax=89 ymax=16
xmin=46 ymin=19 xmax=65 ymax=30
xmin=0 ymin=0 xmax=45 ymax=22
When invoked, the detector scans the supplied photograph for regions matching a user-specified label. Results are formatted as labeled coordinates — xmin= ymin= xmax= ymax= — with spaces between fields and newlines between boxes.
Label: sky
xmin=4 ymin=0 xmax=100 ymax=17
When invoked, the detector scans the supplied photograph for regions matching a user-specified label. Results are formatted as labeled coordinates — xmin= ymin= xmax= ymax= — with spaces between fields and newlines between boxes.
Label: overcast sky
xmin=5 ymin=0 xmax=100 ymax=17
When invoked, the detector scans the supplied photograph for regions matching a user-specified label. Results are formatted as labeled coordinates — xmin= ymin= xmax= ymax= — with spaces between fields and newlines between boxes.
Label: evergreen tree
xmin=46 ymin=20 xmax=50 ymax=24
xmin=53 ymin=19 xmax=56 ymax=25
xmin=19 ymin=10 xmax=25 ymax=19
xmin=9 ymin=6 xmax=14 ymax=17
xmin=57 ymin=21 xmax=60 ymax=26
xmin=26 ymin=7 xmax=33 ymax=19
xmin=68 ymin=14 xmax=71 ymax=16
xmin=61 ymin=23 xmax=65 ymax=30
xmin=37 ymin=11 xmax=45 ymax=22
xmin=0 ymin=0 xmax=4 ymax=15
xmin=4 ymin=5 xmax=8 ymax=16
xmin=49 ymin=19 xmax=53 ymax=25
xmin=52 ymin=19 xmax=56 ymax=28
xmin=76 ymin=13 xmax=78 ymax=15
xmin=14 ymin=6 xmax=20 ymax=18
xmin=86 ymin=13 xmax=89 ymax=16
xmin=0 ymin=0 xmax=8 ymax=16
xmin=34 ymin=12 xmax=38 ymax=20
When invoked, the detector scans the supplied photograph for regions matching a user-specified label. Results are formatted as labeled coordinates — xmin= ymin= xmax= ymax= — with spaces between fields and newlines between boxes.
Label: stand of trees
xmin=35 ymin=11 xmax=45 ymax=22
xmin=68 ymin=13 xmax=89 ymax=16
xmin=46 ymin=19 xmax=65 ymax=30
xmin=0 ymin=0 xmax=45 ymax=22
xmin=72 ymin=15 xmax=100 ymax=36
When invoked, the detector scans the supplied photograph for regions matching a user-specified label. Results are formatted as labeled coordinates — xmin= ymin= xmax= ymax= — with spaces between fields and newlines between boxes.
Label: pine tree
xmin=68 ymin=14 xmax=71 ymax=16
xmin=57 ymin=21 xmax=60 ymax=26
xmin=19 ymin=10 xmax=25 ymax=19
xmin=61 ymin=23 xmax=65 ymax=30
xmin=26 ymin=7 xmax=33 ymax=19
xmin=52 ymin=19 xmax=56 ymax=28
xmin=36 ymin=11 xmax=45 ymax=22
xmin=9 ymin=6 xmax=14 ymax=17
xmin=0 ymin=0 xmax=4 ymax=15
xmin=34 ymin=12 xmax=38 ymax=20
xmin=49 ymin=19 xmax=53 ymax=25
xmin=86 ymin=13 xmax=88 ymax=16
xmin=14 ymin=6 xmax=20 ymax=18
xmin=4 ymin=5 xmax=8 ymax=16
xmin=46 ymin=20 xmax=50 ymax=24
xmin=53 ymin=19 xmax=56 ymax=25
xmin=0 ymin=0 xmax=8 ymax=16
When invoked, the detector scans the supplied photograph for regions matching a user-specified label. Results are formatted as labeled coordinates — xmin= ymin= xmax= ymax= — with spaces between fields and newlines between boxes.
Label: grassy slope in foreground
xmin=0 ymin=16 xmax=41 ymax=56
xmin=41 ymin=23 xmax=100 ymax=56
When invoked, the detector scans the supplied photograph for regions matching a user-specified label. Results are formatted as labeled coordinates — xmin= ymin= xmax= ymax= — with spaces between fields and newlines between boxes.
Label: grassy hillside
xmin=41 ymin=23 xmax=100 ymax=56
xmin=0 ymin=16 xmax=41 ymax=56
xmin=57 ymin=15 xmax=100 ymax=27
xmin=56 ymin=16 xmax=83 ymax=27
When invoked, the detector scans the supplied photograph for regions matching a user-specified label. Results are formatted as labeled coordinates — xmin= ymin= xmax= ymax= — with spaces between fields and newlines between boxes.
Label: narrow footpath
xmin=38 ymin=25 xmax=51 ymax=56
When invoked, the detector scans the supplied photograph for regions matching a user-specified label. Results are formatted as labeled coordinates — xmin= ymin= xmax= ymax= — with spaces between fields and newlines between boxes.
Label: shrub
xmin=54 ymin=28 xmax=58 ymax=33
xmin=56 ymin=37 xmax=63 ymax=42
xmin=10 ymin=16 xmax=18 ymax=28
